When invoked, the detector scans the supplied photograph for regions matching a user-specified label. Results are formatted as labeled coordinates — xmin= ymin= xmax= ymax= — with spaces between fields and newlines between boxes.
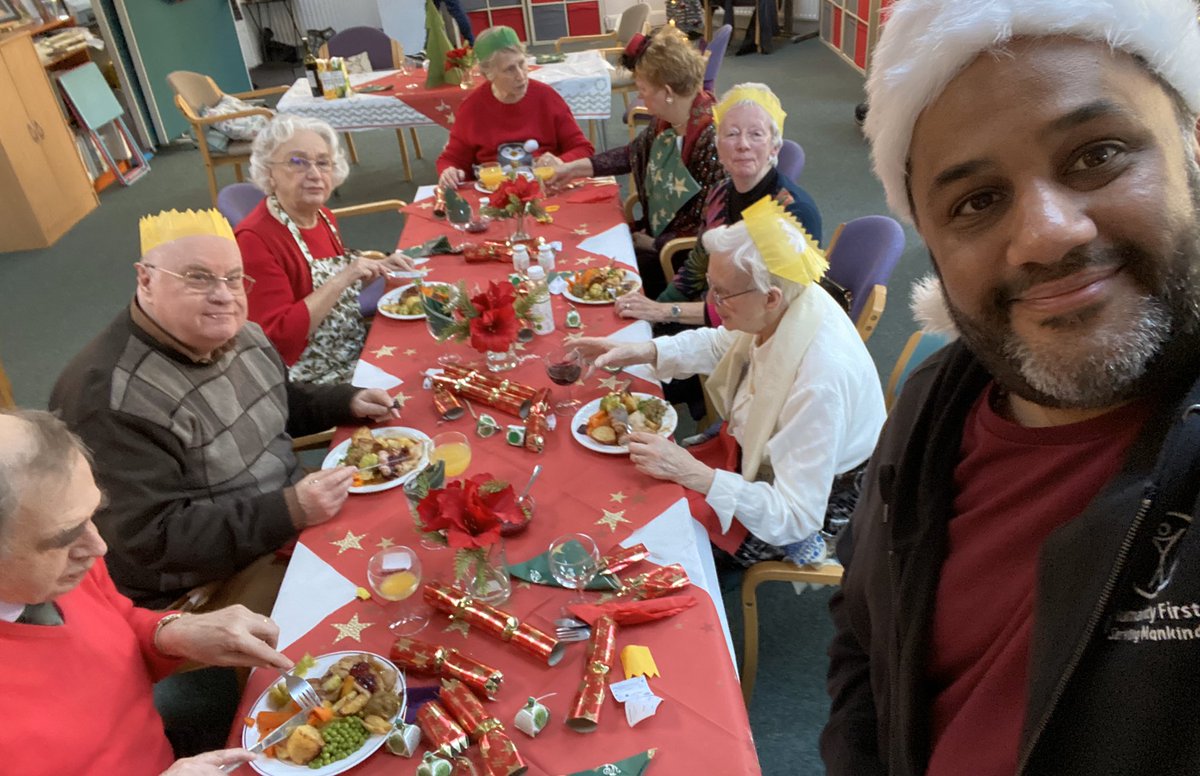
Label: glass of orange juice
xmin=431 ymin=431 xmax=472 ymax=478
xmin=367 ymin=547 xmax=427 ymax=635
xmin=533 ymin=163 xmax=554 ymax=195
xmin=478 ymin=163 xmax=505 ymax=192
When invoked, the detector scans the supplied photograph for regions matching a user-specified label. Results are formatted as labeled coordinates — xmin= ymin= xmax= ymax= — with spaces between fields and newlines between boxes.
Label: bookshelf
xmin=463 ymin=0 xmax=602 ymax=45
xmin=818 ymin=0 xmax=892 ymax=74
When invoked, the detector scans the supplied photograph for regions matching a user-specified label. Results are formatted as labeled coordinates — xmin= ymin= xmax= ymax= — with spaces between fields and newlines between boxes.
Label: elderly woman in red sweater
xmin=237 ymin=115 xmax=413 ymax=384
xmin=436 ymin=26 xmax=594 ymax=188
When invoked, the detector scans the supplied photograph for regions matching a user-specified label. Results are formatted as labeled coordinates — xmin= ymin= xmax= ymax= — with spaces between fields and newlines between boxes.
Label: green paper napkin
xmin=508 ymin=540 xmax=620 ymax=590
xmin=401 ymin=235 xmax=456 ymax=257
xmin=567 ymin=749 xmax=656 ymax=776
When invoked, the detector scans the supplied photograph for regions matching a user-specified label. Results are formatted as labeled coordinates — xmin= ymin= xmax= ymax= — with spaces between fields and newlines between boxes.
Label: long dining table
xmin=230 ymin=180 xmax=761 ymax=775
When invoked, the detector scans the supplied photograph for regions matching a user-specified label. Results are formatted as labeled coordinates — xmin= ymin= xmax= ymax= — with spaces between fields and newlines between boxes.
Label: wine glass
xmin=533 ymin=163 xmax=554 ymax=195
xmin=431 ymin=431 xmax=472 ymax=478
xmin=548 ymin=533 xmax=600 ymax=613
xmin=419 ymin=280 xmax=462 ymax=367
xmin=543 ymin=344 xmax=585 ymax=416
xmin=367 ymin=547 xmax=428 ymax=635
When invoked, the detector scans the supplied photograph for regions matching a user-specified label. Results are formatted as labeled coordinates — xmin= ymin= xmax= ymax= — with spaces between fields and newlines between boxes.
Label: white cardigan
xmin=653 ymin=290 xmax=887 ymax=546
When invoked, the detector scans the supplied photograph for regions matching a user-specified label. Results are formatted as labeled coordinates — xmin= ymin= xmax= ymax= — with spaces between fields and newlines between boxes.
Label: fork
xmin=554 ymin=617 xmax=592 ymax=642
xmin=279 ymin=669 xmax=321 ymax=710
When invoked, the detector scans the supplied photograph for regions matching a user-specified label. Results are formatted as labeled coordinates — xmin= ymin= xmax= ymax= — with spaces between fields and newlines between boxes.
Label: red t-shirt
xmin=926 ymin=385 xmax=1152 ymax=775
xmin=435 ymin=79 xmax=594 ymax=175
xmin=236 ymin=201 xmax=344 ymax=364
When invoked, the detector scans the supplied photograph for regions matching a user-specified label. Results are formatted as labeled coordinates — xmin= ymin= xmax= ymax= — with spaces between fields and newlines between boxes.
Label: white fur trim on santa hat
xmin=864 ymin=0 xmax=1200 ymax=224
xmin=909 ymin=274 xmax=958 ymax=340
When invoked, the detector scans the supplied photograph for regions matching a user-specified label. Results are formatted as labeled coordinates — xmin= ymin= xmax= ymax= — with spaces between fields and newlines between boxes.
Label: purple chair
xmin=704 ymin=24 xmax=733 ymax=93
xmin=825 ymin=215 xmax=905 ymax=341
xmin=324 ymin=26 xmax=396 ymax=70
xmin=776 ymin=139 xmax=805 ymax=183
xmin=216 ymin=182 xmax=266 ymax=228
xmin=320 ymin=27 xmax=422 ymax=181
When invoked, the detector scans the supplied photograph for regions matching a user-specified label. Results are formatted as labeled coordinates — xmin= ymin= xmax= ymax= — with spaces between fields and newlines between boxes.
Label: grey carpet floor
xmin=0 ymin=35 xmax=931 ymax=775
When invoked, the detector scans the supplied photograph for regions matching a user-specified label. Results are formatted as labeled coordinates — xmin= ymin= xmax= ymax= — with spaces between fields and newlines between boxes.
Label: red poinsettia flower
xmin=417 ymin=475 xmax=521 ymax=549
xmin=445 ymin=46 xmax=474 ymax=70
xmin=493 ymin=175 xmax=541 ymax=208
xmin=467 ymin=281 xmax=518 ymax=352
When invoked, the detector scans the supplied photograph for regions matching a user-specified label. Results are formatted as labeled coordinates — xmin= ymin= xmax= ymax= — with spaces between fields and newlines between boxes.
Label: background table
xmin=275 ymin=51 xmax=613 ymax=132
xmin=233 ymin=182 xmax=760 ymax=775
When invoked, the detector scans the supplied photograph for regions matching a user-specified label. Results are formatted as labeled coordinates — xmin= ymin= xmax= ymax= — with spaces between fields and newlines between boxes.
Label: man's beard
xmin=937 ymin=164 xmax=1200 ymax=410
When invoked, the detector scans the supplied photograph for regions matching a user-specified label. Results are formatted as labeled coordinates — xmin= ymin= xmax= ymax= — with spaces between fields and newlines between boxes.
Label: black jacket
xmin=822 ymin=341 xmax=1200 ymax=775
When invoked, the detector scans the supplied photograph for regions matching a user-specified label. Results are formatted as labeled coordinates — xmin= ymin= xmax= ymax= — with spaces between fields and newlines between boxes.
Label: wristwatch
xmin=670 ymin=304 xmax=681 ymax=320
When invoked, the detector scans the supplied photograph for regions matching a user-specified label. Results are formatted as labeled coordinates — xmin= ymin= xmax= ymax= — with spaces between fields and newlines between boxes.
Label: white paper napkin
xmin=352 ymin=360 xmax=403 ymax=390
xmin=577 ymin=223 xmax=637 ymax=268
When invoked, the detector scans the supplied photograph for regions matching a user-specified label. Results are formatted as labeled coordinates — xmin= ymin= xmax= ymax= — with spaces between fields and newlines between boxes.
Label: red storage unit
xmin=490 ymin=6 xmax=528 ymax=40
xmin=566 ymin=1 xmax=602 ymax=36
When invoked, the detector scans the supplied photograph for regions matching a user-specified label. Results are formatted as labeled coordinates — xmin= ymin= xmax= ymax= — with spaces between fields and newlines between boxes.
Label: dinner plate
xmin=321 ymin=427 xmax=431 ymax=494
xmin=570 ymin=392 xmax=677 ymax=455
xmin=562 ymin=269 xmax=641 ymax=306
xmin=376 ymin=284 xmax=423 ymax=320
xmin=243 ymin=651 xmax=406 ymax=776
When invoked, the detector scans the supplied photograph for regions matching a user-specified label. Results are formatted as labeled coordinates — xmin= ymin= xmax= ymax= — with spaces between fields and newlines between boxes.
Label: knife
xmin=221 ymin=708 xmax=310 ymax=772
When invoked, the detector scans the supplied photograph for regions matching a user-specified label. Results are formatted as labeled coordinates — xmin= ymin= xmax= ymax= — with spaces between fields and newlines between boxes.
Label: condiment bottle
xmin=536 ymin=243 xmax=556 ymax=274
xmin=525 ymin=265 xmax=555 ymax=336
xmin=512 ymin=243 xmax=531 ymax=276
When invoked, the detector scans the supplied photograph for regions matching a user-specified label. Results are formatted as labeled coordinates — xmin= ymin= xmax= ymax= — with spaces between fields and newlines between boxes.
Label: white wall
xmin=378 ymin=0 xmax=425 ymax=57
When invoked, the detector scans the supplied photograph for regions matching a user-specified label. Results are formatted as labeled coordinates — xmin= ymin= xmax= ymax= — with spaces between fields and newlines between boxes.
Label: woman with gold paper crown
xmin=548 ymin=25 xmax=725 ymax=300
xmin=436 ymin=26 xmax=594 ymax=188
xmin=570 ymin=198 xmax=886 ymax=566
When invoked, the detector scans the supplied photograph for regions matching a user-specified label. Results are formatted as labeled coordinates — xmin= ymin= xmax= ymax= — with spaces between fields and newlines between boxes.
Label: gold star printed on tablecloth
xmin=436 ymin=100 xmax=451 ymax=113
xmin=573 ymin=227 xmax=591 ymax=236
xmin=332 ymin=613 xmax=373 ymax=643
xmin=371 ymin=345 xmax=396 ymax=358
xmin=574 ymin=255 xmax=595 ymax=264
xmin=331 ymin=530 xmax=366 ymax=554
xmin=392 ymin=391 xmax=411 ymax=409
xmin=597 ymin=509 xmax=630 ymax=532
xmin=404 ymin=349 xmax=417 ymax=356
xmin=609 ymin=491 xmax=627 ymax=503
xmin=417 ymin=201 xmax=433 ymax=210
xmin=598 ymin=375 xmax=624 ymax=391
xmin=444 ymin=619 xmax=471 ymax=639
xmin=516 ymin=580 xmax=532 ymax=590
xmin=376 ymin=537 xmax=395 ymax=550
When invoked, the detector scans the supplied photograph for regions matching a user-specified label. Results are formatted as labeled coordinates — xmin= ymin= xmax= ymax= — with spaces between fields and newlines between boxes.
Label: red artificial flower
xmin=445 ymin=46 xmax=473 ymax=70
xmin=467 ymin=281 xmax=518 ymax=352
xmin=416 ymin=475 xmax=521 ymax=549
xmin=493 ymin=175 xmax=541 ymax=208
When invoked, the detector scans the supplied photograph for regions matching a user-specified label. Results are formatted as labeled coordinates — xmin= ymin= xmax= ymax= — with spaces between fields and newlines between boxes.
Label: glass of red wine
xmin=543 ymin=344 xmax=585 ymax=416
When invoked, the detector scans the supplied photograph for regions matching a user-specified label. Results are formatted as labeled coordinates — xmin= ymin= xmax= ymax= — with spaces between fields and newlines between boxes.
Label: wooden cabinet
xmin=0 ymin=32 xmax=98 ymax=253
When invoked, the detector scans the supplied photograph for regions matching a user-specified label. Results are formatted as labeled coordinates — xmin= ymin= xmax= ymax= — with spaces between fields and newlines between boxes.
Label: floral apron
xmin=268 ymin=196 xmax=367 ymax=384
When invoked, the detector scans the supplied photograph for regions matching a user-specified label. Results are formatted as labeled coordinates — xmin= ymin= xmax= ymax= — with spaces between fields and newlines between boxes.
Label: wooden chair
xmin=824 ymin=216 xmax=905 ymax=342
xmin=320 ymin=28 xmax=423 ymax=181
xmin=166 ymin=71 xmax=287 ymax=207
xmin=556 ymin=3 xmax=649 ymax=145
xmin=0 ymin=353 xmax=15 ymax=409
xmin=741 ymin=560 xmax=843 ymax=704
xmin=885 ymin=330 xmax=949 ymax=411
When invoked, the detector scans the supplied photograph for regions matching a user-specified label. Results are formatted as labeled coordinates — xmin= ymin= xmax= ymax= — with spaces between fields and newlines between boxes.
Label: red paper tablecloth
xmin=230 ymin=185 xmax=761 ymax=775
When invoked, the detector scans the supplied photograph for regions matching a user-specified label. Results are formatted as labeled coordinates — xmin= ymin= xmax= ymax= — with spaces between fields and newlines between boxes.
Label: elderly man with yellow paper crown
xmin=571 ymin=197 xmax=885 ymax=566
xmin=49 ymin=210 xmax=398 ymax=612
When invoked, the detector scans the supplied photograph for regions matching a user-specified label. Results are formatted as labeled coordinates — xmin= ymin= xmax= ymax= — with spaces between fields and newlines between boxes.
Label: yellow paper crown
xmin=741 ymin=195 xmax=827 ymax=285
xmin=139 ymin=209 xmax=235 ymax=254
xmin=713 ymin=85 xmax=787 ymax=133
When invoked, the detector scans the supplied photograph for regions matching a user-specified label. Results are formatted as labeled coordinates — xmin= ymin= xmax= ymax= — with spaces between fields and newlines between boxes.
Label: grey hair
xmin=248 ymin=115 xmax=350 ymax=193
xmin=702 ymin=221 xmax=805 ymax=301
xmin=717 ymin=83 xmax=784 ymax=165
xmin=0 ymin=410 xmax=91 ymax=551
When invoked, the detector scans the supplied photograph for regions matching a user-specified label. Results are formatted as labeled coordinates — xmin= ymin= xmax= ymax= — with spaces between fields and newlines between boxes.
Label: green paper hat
xmin=474 ymin=26 xmax=522 ymax=65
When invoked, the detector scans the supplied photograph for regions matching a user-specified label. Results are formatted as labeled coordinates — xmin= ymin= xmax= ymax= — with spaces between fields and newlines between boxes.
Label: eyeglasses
xmin=707 ymin=282 xmax=758 ymax=307
xmin=718 ymin=128 xmax=772 ymax=145
xmin=141 ymin=264 xmax=255 ymax=295
xmin=272 ymin=155 xmax=334 ymax=175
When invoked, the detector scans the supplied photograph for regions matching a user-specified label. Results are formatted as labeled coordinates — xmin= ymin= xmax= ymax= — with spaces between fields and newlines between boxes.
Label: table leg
xmin=395 ymin=129 xmax=414 ymax=181
xmin=409 ymin=127 xmax=423 ymax=159
xmin=343 ymin=132 xmax=360 ymax=165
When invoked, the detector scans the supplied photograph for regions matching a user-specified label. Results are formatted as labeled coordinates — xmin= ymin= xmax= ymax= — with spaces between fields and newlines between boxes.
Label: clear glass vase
xmin=484 ymin=344 xmax=518 ymax=372
xmin=509 ymin=210 xmax=531 ymax=243
xmin=455 ymin=543 xmax=511 ymax=605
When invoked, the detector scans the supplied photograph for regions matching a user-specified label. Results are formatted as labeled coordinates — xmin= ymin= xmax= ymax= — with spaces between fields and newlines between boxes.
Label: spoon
xmin=519 ymin=464 xmax=543 ymax=502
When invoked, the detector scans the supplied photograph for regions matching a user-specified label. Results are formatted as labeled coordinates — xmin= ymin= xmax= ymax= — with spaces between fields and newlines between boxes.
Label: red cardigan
xmin=0 ymin=561 xmax=181 ymax=776
xmin=237 ymin=200 xmax=343 ymax=365
xmin=436 ymin=79 xmax=594 ymax=176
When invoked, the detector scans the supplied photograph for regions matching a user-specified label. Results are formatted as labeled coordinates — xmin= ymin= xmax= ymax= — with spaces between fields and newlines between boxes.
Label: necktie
xmin=17 ymin=602 xmax=63 ymax=626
